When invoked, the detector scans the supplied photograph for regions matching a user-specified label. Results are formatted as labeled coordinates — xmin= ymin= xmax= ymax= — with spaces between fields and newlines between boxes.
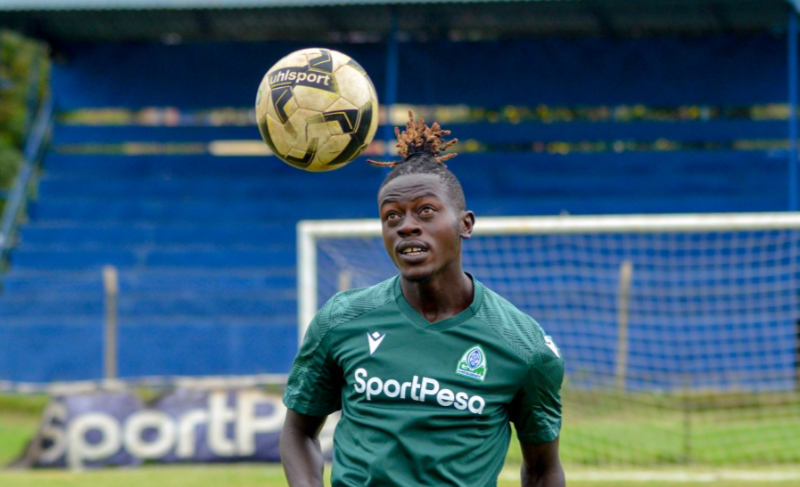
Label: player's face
xmin=378 ymin=173 xmax=474 ymax=282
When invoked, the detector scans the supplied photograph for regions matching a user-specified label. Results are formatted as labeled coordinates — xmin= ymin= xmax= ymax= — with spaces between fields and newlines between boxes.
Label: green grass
xmin=1 ymin=465 xmax=799 ymax=487
xmin=0 ymin=393 xmax=47 ymax=467
xmin=0 ymin=412 xmax=38 ymax=466
xmin=551 ymin=389 xmax=800 ymax=466
xmin=0 ymin=465 xmax=287 ymax=487
xmin=2 ymin=391 xmax=800 ymax=486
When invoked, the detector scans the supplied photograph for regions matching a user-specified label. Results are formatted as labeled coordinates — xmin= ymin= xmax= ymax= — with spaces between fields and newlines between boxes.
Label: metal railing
xmin=0 ymin=92 xmax=54 ymax=267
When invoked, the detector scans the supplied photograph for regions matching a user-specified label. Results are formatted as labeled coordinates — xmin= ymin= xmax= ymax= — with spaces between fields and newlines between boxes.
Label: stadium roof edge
xmin=0 ymin=0 xmax=791 ymax=42
xmin=0 ymin=0 xmax=794 ymax=11
xmin=0 ymin=0 xmax=555 ymax=10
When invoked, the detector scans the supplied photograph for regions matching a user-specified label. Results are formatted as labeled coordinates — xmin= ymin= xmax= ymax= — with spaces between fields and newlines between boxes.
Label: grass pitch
xmin=2 ymin=465 xmax=800 ymax=487
xmin=0 ymin=394 xmax=47 ymax=469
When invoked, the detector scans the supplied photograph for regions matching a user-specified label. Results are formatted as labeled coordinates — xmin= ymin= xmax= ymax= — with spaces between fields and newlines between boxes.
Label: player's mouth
xmin=397 ymin=243 xmax=429 ymax=262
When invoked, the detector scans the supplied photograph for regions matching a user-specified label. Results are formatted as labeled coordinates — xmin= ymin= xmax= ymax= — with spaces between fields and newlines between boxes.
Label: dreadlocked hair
xmin=370 ymin=111 xmax=466 ymax=211
xmin=368 ymin=110 xmax=458 ymax=168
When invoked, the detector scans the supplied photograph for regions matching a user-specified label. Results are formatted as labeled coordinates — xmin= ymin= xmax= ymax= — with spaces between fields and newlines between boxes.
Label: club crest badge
xmin=456 ymin=345 xmax=487 ymax=382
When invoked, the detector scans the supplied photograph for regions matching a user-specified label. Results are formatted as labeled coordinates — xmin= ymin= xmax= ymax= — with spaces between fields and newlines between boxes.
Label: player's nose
xmin=397 ymin=216 xmax=422 ymax=237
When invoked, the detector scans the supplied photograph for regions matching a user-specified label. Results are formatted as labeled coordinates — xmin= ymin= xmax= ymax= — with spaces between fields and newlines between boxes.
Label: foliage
xmin=0 ymin=30 xmax=49 ymax=191
xmin=0 ymin=136 xmax=23 ymax=191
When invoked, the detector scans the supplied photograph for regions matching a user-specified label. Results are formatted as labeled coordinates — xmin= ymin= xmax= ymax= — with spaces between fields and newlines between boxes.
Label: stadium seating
xmin=0 ymin=142 xmax=381 ymax=381
xmin=0 ymin=35 xmax=789 ymax=382
xmin=0 ymin=129 xmax=787 ymax=382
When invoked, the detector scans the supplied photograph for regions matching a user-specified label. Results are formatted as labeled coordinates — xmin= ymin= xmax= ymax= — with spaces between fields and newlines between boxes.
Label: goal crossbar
xmin=297 ymin=212 xmax=800 ymax=344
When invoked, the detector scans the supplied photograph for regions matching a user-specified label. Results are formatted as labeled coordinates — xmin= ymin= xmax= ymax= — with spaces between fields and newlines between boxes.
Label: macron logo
xmin=544 ymin=335 xmax=560 ymax=358
xmin=367 ymin=332 xmax=386 ymax=355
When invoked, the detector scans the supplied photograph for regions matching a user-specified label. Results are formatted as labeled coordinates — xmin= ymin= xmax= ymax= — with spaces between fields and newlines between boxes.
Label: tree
xmin=0 ymin=30 xmax=49 ymax=192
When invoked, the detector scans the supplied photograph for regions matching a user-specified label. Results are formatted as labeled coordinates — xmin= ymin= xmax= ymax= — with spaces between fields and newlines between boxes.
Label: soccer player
xmin=281 ymin=112 xmax=565 ymax=486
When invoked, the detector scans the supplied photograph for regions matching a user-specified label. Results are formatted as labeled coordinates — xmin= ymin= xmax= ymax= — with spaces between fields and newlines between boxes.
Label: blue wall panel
xmin=118 ymin=322 xmax=296 ymax=377
xmin=52 ymin=36 xmax=785 ymax=110
xmin=0 ymin=322 xmax=297 ymax=381
xmin=52 ymin=41 xmax=387 ymax=109
xmin=0 ymin=325 xmax=103 ymax=382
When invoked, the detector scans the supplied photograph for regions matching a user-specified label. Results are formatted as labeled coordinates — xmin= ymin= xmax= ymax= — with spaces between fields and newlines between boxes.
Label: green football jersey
xmin=284 ymin=275 xmax=563 ymax=487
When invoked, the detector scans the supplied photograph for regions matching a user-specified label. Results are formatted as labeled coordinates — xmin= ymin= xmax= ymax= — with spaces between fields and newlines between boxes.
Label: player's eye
xmin=385 ymin=211 xmax=400 ymax=220
xmin=419 ymin=206 xmax=435 ymax=215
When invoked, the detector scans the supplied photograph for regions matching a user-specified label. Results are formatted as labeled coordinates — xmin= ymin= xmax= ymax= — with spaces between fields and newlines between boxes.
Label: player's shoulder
xmin=475 ymin=282 xmax=561 ymax=366
xmin=316 ymin=276 xmax=397 ymax=331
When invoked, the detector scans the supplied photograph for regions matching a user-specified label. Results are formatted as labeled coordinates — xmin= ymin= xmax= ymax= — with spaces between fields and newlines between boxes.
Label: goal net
xmin=298 ymin=213 xmax=800 ymax=466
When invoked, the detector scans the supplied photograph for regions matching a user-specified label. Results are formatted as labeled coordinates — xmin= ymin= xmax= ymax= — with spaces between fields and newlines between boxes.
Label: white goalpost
xmin=299 ymin=211 xmax=800 ymax=345
xmin=298 ymin=212 xmax=800 ymax=466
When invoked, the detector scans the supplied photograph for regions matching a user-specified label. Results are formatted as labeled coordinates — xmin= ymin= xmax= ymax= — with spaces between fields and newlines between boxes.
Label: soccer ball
xmin=255 ymin=48 xmax=380 ymax=172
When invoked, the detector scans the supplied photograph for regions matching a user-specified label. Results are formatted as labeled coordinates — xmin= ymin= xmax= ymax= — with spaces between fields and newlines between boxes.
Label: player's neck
xmin=400 ymin=268 xmax=474 ymax=324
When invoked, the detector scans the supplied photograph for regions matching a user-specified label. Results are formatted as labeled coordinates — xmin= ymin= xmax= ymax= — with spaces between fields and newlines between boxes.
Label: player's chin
xmin=397 ymin=264 xmax=436 ymax=283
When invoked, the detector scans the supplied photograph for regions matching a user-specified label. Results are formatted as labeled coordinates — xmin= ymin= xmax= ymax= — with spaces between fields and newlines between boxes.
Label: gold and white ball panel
xmin=255 ymin=47 xmax=379 ymax=172
xmin=334 ymin=64 xmax=373 ymax=108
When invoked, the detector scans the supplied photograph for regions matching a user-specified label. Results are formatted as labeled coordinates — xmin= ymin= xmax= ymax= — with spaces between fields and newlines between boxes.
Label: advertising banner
xmin=28 ymin=388 xmax=335 ymax=469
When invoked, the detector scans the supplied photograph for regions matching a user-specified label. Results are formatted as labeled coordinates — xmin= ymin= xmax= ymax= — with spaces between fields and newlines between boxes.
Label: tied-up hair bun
xmin=368 ymin=110 xmax=458 ymax=168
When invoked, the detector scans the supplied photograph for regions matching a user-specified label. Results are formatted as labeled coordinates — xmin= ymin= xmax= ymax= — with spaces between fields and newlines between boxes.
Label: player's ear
xmin=460 ymin=211 xmax=475 ymax=239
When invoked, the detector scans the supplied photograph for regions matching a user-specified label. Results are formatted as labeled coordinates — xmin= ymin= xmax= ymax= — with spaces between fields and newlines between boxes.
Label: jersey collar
xmin=393 ymin=273 xmax=484 ymax=332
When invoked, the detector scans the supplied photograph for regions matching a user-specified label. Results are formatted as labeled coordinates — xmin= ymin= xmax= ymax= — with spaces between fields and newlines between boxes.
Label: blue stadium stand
xmin=0 ymin=36 xmax=791 ymax=383
xmin=0 ymin=137 xmax=382 ymax=381
xmin=0 ymin=128 xmax=786 ymax=382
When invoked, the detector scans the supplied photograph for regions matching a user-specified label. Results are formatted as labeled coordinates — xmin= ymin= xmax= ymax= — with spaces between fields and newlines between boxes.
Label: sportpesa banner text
xmin=27 ymin=388 xmax=335 ymax=469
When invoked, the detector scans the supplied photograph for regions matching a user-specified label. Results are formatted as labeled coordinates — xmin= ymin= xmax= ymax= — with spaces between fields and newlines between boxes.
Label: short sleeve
xmin=283 ymin=308 xmax=344 ymax=417
xmin=509 ymin=347 xmax=564 ymax=444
